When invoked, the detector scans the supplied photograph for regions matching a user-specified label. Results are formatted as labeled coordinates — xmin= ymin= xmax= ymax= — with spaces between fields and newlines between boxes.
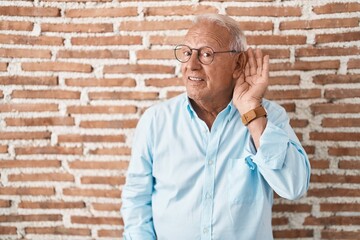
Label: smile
xmin=188 ymin=76 xmax=204 ymax=81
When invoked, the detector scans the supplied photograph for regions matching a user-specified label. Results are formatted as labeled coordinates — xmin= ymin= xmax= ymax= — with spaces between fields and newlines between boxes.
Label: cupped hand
xmin=233 ymin=48 xmax=269 ymax=114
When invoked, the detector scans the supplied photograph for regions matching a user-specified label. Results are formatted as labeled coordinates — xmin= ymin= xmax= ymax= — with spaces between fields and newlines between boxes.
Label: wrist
xmin=241 ymin=105 xmax=267 ymax=126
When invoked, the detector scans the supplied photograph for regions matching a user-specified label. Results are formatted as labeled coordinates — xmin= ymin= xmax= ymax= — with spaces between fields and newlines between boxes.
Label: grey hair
xmin=193 ymin=14 xmax=247 ymax=52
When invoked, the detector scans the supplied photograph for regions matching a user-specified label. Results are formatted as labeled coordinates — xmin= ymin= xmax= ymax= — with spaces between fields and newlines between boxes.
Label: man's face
xmin=181 ymin=21 xmax=238 ymax=104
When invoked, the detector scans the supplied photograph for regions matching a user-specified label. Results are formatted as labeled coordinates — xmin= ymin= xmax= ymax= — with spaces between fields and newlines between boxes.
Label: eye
xmin=183 ymin=50 xmax=191 ymax=57
xmin=200 ymin=49 xmax=213 ymax=58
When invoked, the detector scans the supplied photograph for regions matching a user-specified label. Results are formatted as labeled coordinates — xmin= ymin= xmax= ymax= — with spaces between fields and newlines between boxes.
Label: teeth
xmin=189 ymin=76 xmax=203 ymax=81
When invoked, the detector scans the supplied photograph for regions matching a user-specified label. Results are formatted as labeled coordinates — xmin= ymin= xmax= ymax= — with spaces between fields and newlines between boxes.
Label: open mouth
xmin=188 ymin=76 xmax=204 ymax=81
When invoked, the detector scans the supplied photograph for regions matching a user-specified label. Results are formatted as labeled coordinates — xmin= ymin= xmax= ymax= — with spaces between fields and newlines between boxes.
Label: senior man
xmin=121 ymin=14 xmax=311 ymax=240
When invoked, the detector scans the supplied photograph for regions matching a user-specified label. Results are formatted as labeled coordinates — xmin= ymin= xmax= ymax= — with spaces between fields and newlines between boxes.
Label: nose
xmin=185 ymin=50 xmax=202 ymax=71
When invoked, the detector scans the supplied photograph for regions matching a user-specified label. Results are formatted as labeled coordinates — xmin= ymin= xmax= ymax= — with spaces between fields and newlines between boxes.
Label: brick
xmin=239 ymin=21 xmax=274 ymax=31
xmin=313 ymin=74 xmax=360 ymax=85
xmin=104 ymin=64 xmax=174 ymax=74
xmin=72 ymin=36 xmax=142 ymax=46
xmin=167 ymin=91 xmax=183 ymax=99
xmin=310 ymin=159 xmax=329 ymax=169
xmin=0 ymin=76 xmax=57 ymax=85
xmin=65 ymin=78 xmax=135 ymax=87
xmin=22 ymin=62 xmax=92 ymax=73
xmin=201 ymin=0 xmax=273 ymax=1
xmin=311 ymin=103 xmax=360 ymax=114
xmin=0 ymin=132 xmax=50 ymax=140
xmin=0 ymin=160 xmax=61 ymax=169
xmin=80 ymin=119 xmax=138 ymax=129
xmin=8 ymin=173 xmax=74 ymax=182
xmin=316 ymin=31 xmax=360 ymax=43
xmin=145 ymin=77 xmax=183 ymax=87
xmin=19 ymin=201 xmax=85 ymax=209
xmin=269 ymin=75 xmax=300 ymax=85
xmin=121 ymin=20 xmax=191 ymax=31
xmin=0 ymin=103 xmax=58 ymax=112
xmin=272 ymin=217 xmax=288 ymax=225
xmin=15 ymin=146 xmax=83 ymax=155
xmin=144 ymin=5 xmax=218 ymax=16
xmin=305 ymin=145 xmax=320 ymax=155
xmin=310 ymin=132 xmax=360 ymax=141
xmin=0 ymin=214 xmax=61 ymax=222
xmin=26 ymin=227 xmax=90 ymax=236
xmin=280 ymin=18 xmax=359 ymax=30
xmin=325 ymin=89 xmax=360 ymax=99
xmin=89 ymin=147 xmax=131 ymax=155
xmin=42 ymin=23 xmax=112 ymax=33
xmin=322 ymin=118 xmax=360 ymax=128
xmin=304 ymin=216 xmax=360 ymax=225
xmin=311 ymin=174 xmax=360 ymax=183
xmin=63 ymin=188 xmax=121 ymax=198
xmin=92 ymin=203 xmax=121 ymax=212
xmin=150 ymin=36 xmax=184 ymax=45
xmin=89 ymin=91 xmax=159 ymax=100
xmin=12 ymin=90 xmax=80 ymax=99
xmin=321 ymin=230 xmax=360 ymax=239
xmin=0 ymin=34 xmax=63 ymax=46
xmin=0 ymin=226 xmax=17 ymax=235
xmin=58 ymin=134 xmax=125 ymax=143
xmin=226 ymin=6 xmax=301 ymax=16
xmin=313 ymin=3 xmax=360 ymax=14
xmin=307 ymin=188 xmax=360 ymax=197
xmin=329 ymin=147 xmax=360 ymax=156
xmin=296 ymin=47 xmax=360 ymax=57
xmin=0 ymin=62 xmax=8 ymax=71
xmin=81 ymin=176 xmax=125 ymax=185
xmin=72 ymin=216 xmax=123 ymax=225
xmin=0 ymin=21 xmax=33 ymax=31
xmin=0 ymin=200 xmax=11 ymax=208
xmin=98 ymin=229 xmax=123 ymax=237
xmin=0 ymin=145 xmax=7 ymax=153
xmin=262 ymin=49 xmax=290 ymax=59
xmin=270 ymin=60 xmax=340 ymax=71
xmin=67 ymin=105 xmax=137 ymax=114
xmin=58 ymin=50 xmax=129 ymax=59
xmin=272 ymin=204 xmax=312 ymax=212
xmin=0 ymin=48 xmax=51 ymax=59
xmin=69 ymin=160 xmax=128 ymax=170
xmin=273 ymin=229 xmax=313 ymax=238
xmin=0 ymin=187 xmax=55 ymax=196
xmin=6 ymin=117 xmax=74 ymax=126
xmin=348 ymin=59 xmax=360 ymax=69
xmin=290 ymin=119 xmax=308 ymax=128
xmin=265 ymin=89 xmax=321 ymax=100
xmin=247 ymin=35 xmax=306 ymax=45
xmin=0 ymin=6 xmax=60 ymax=17
xmin=339 ymin=160 xmax=360 ymax=169
xmin=43 ymin=0 xmax=112 ymax=2
xmin=137 ymin=49 xmax=173 ymax=60
xmin=321 ymin=203 xmax=360 ymax=212
xmin=65 ymin=7 xmax=137 ymax=18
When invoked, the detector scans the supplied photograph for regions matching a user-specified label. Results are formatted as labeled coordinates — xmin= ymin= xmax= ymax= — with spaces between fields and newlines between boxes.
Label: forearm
xmin=246 ymin=115 xmax=267 ymax=149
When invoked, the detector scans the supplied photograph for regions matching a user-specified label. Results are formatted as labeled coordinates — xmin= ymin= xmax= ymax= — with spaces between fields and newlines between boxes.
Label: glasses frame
xmin=174 ymin=44 xmax=241 ymax=65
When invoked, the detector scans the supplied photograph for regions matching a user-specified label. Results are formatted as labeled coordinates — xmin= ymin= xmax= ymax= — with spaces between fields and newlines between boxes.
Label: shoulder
xmin=143 ymin=92 xmax=187 ymax=117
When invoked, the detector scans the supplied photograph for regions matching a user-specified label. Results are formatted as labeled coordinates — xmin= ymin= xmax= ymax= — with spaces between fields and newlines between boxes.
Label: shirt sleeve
xmin=121 ymin=108 xmax=157 ymax=240
xmin=250 ymin=102 xmax=311 ymax=200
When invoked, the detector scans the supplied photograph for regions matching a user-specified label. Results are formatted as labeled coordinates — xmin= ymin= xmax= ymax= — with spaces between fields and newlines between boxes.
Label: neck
xmin=190 ymin=97 xmax=231 ymax=130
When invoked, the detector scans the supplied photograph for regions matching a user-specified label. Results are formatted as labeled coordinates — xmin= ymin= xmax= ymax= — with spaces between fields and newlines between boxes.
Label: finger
xmin=245 ymin=61 xmax=250 ymax=77
xmin=262 ymin=55 xmax=270 ymax=82
xmin=255 ymin=48 xmax=263 ymax=76
xmin=247 ymin=48 xmax=257 ymax=76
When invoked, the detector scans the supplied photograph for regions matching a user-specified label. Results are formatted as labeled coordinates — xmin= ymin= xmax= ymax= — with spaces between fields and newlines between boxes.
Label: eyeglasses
xmin=174 ymin=44 xmax=240 ymax=65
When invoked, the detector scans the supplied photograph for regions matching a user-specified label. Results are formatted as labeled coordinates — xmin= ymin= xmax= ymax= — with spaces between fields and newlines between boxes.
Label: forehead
xmin=184 ymin=21 xmax=231 ymax=49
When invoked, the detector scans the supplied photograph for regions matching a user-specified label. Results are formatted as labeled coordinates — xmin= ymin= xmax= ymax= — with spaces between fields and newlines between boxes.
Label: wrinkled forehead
xmin=184 ymin=21 xmax=232 ymax=49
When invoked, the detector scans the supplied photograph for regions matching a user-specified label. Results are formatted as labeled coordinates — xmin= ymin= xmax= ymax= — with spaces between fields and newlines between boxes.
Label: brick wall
xmin=0 ymin=0 xmax=359 ymax=239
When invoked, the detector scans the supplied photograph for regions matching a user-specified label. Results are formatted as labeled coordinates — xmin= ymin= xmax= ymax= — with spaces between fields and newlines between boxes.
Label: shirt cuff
xmin=252 ymin=120 xmax=289 ymax=170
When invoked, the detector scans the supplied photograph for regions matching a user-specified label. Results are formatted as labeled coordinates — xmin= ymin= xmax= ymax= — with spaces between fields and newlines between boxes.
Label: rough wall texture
xmin=0 ymin=0 xmax=359 ymax=239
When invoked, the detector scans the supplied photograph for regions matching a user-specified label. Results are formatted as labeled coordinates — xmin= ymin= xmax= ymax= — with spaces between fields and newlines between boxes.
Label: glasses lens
xmin=199 ymin=47 xmax=214 ymax=65
xmin=175 ymin=45 xmax=191 ymax=63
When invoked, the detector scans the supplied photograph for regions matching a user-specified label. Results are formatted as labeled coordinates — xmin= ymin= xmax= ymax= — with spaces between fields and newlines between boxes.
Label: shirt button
xmin=208 ymin=160 xmax=213 ymax=165
xmin=203 ymin=227 xmax=208 ymax=233
xmin=206 ymin=192 xmax=211 ymax=199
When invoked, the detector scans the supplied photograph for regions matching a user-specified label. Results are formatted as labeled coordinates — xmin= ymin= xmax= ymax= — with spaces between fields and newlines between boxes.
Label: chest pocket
xmin=227 ymin=156 xmax=260 ymax=204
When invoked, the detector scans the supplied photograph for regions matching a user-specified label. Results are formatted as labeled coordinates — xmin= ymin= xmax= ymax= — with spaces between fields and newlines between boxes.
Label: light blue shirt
xmin=121 ymin=93 xmax=310 ymax=240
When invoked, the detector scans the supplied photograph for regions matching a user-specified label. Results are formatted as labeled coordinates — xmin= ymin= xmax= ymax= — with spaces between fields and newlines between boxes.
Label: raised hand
xmin=233 ymin=48 xmax=269 ymax=115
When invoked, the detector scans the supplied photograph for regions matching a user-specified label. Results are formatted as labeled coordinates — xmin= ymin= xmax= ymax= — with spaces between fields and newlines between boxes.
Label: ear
xmin=232 ymin=52 xmax=247 ymax=79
